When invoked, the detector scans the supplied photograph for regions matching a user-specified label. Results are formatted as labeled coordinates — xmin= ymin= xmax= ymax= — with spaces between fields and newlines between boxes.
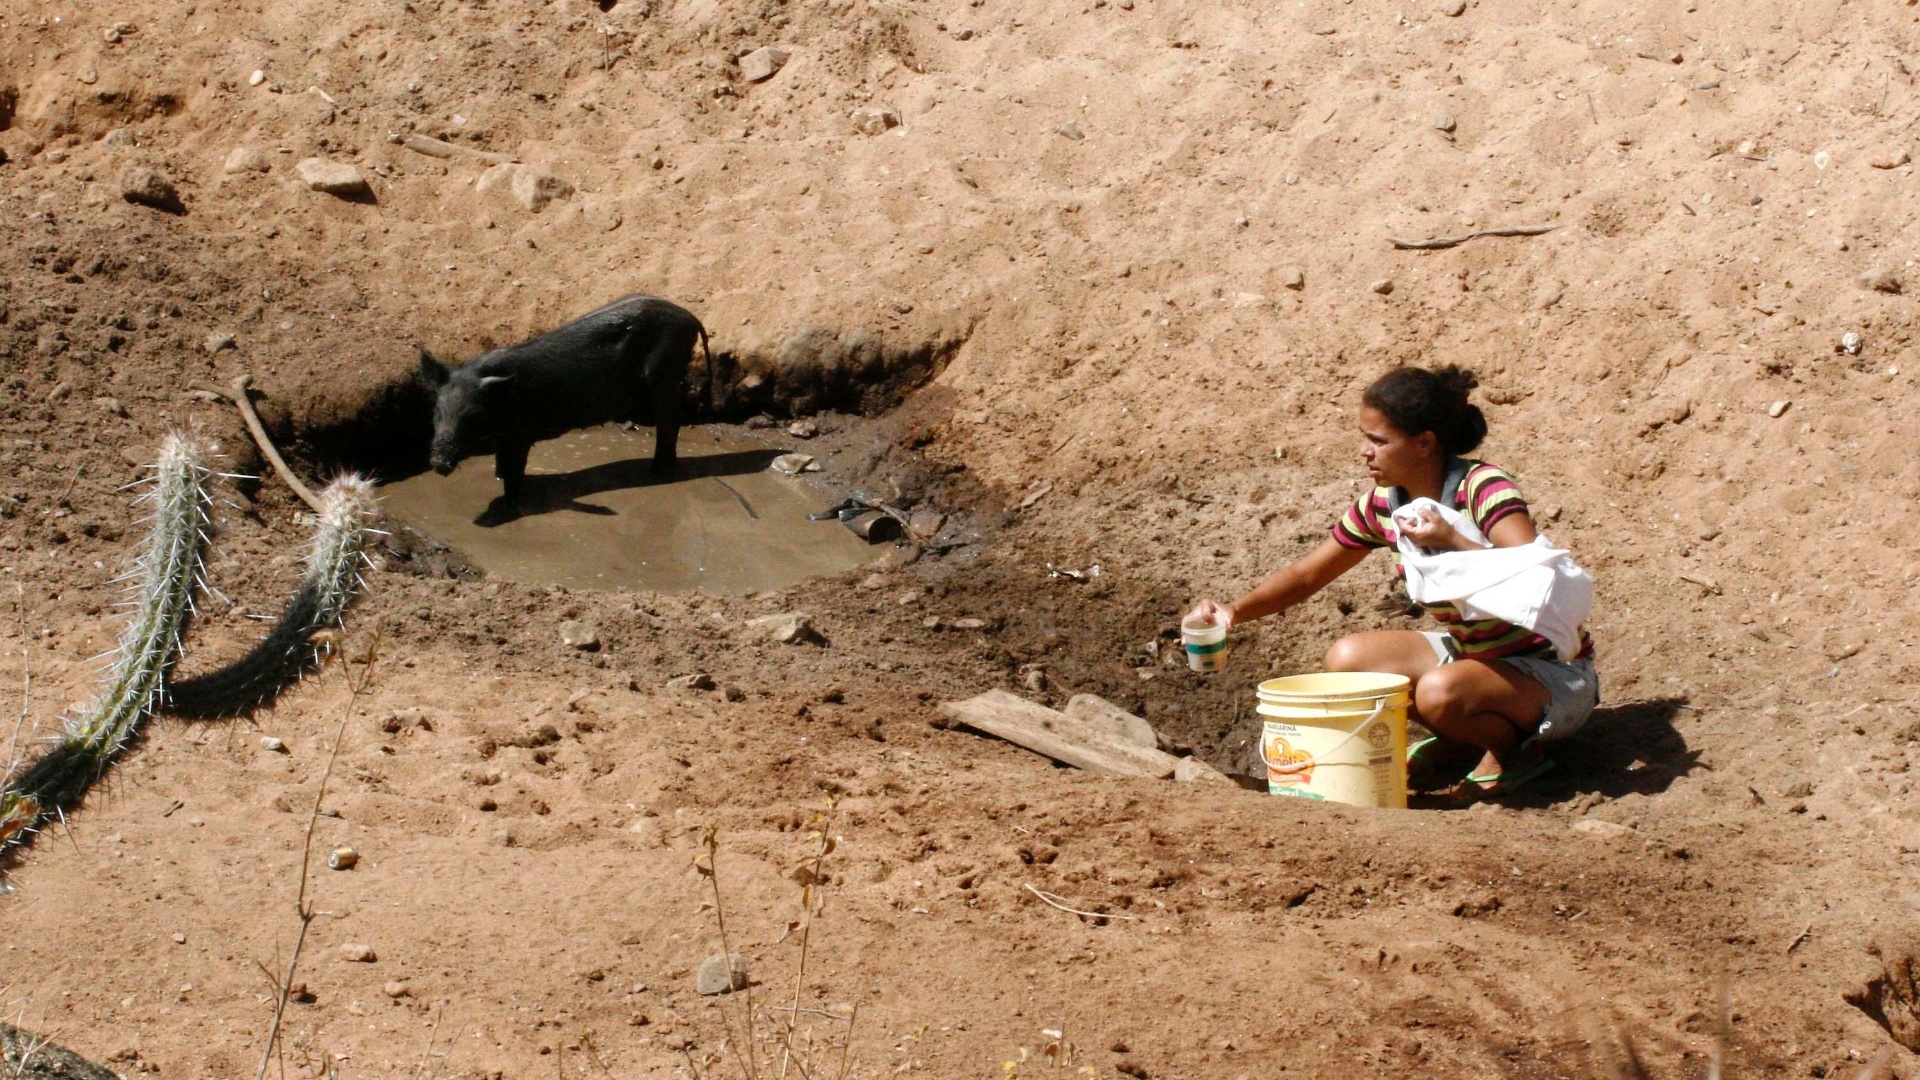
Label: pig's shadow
xmin=473 ymin=448 xmax=785 ymax=527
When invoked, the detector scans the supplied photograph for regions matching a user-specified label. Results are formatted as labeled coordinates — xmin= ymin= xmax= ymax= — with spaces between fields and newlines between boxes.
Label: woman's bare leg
xmin=1412 ymin=659 xmax=1553 ymax=790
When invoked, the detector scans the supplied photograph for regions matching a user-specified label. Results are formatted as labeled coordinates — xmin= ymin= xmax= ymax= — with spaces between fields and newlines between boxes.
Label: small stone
xmin=94 ymin=396 xmax=127 ymax=418
xmin=747 ymin=612 xmax=823 ymax=645
xmin=1023 ymin=668 xmax=1049 ymax=692
xmin=248 ymin=69 xmax=267 ymax=87
xmin=908 ymin=510 xmax=945 ymax=537
xmin=1766 ymin=400 xmax=1790 ymax=419
xmin=1571 ymin=818 xmax=1635 ymax=840
xmin=171 ymin=932 xmax=186 ymax=944
xmin=1780 ymin=779 xmax=1815 ymax=799
xmin=667 ymin=672 xmax=716 ymax=693
xmin=509 ymin=167 xmax=573 ymax=212
xmin=1370 ymin=278 xmax=1395 ymax=295
xmin=1441 ymin=0 xmax=1466 ymax=14
xmin=204 ymin=331 xmax=237 ymax=353
xmin=1840 ymin=331 xmax=1863 ymax=355
xmin=119 ymin=166 xmax=180 ymax=210
xmin=382 ymin=981 xmax=412 ymax=999
xmin=738 ymin=45 xmax=791 ymax=83
xmin=1174 ymin=757 xmax=1231 ymax=783
xmin=770 ymin=453 xmax=815 ymax=475
xmin=953 ymin=26 xmax=974 ymax=38
xmin=1117 ymin=0 xmax=1133 ymax=9
xmin=582 ymin=202 xmax=622 ymax=232
xmin=1278 ymin=266 xmax=1305 ymax=291
xmin=223 ymin=147 xmax=269 ymax=175
xmin=951 ymin=617 xmax=988 ymax=631
xmin=338 ymin=943 xmax=378 ymax=963
xmin=559 ymin=622 xmax=601 ymax=651
xmin=1861 ymin=267 xmax=1904 ymax=294
xmin=260 ymin=736 xmax=287 ymax=753
xmin=326 ymin=846 xmax=359 ymax=870
xmin=295 ymin=158 xmax=370 ymax=197
xmin=1058 ymin=122 xmax=1084 ymax=141
xmin=649 ymin=154 xmax=666 ymax=170
xmin=1869 ymin=149 xmax=1911 ymax=170
xmin=891 ymin=299 xmax=915 ymax=315
xmin=1431 ymin=113 xmax=1457 ymax=133
xmin=697 ymin=953 xmax=748 ymax=996
xmin=852 ymin=106 xmax=902 ymax=136
xmin=102 ymin=129 xmax=135 ymax=148
xmin=786 ymin=419 xmax=818 ymax=439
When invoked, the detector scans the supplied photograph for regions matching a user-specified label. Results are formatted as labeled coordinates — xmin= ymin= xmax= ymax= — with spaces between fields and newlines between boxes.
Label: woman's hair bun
xmin=1362 ymin=364 xmax=1488 ymax=455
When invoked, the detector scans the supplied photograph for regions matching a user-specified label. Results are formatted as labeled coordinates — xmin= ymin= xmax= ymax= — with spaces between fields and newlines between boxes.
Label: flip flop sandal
xmin=1452 ymin=758 xmax=1558 ymax=799
xmin=1406 ymin=735 xmax=1481 ymax=793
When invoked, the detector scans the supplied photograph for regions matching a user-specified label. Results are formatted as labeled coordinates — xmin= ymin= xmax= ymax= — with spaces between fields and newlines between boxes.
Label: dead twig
xmin=1023 ymin=884 xmax=1137 ymax=921
xmin=220 ymin=375 xmax=324 ymax=513
xmin=4 ymin=586 xmax=33 ymax=789
xmin=255 ymin=626 xmax=380 ymax=1080
xmin=1785 ymin=922 xmax=1813 ymax=954
xmin=1389 ymin=224 xmax=1559 ymax=251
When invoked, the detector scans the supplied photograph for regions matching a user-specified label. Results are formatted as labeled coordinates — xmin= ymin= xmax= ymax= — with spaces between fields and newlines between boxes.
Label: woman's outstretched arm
xmin=1191 ymin=537 xmax=1369 ymax=627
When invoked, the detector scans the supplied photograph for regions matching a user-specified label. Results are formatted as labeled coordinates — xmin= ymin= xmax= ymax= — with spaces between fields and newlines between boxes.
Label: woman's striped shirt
xmin=1330 ymin=461 xmax=1594 ymax=662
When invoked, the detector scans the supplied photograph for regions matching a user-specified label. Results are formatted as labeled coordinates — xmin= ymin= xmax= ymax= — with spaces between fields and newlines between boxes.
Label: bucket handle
xmin=1258 ymin=698 xmax=1391 ymax=776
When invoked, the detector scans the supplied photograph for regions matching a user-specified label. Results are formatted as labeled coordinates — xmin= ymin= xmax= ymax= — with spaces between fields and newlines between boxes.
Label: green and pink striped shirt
xmin=1331 ymin=462 xmax=1594 ymax=662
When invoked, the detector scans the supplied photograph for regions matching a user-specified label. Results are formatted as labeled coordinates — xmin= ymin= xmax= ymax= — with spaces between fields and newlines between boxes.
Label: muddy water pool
xmin=379 ymin=426 xmax=884 ymax=594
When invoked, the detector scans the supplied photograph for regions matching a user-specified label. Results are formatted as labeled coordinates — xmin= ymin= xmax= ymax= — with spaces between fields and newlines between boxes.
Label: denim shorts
xmin=1421 ymin=631 xmax=1600 ymax=743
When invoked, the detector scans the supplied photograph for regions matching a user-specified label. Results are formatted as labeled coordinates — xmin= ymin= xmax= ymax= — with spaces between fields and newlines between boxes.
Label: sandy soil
xmin=3 ymin=0 xmax=1920 ymax=1076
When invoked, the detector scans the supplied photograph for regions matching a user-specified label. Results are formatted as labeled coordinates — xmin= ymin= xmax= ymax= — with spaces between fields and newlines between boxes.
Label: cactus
xmin=163 ymin=475 xmax=378 ymax=719
xmin=0 ymin=434 xmax=212 ymax=856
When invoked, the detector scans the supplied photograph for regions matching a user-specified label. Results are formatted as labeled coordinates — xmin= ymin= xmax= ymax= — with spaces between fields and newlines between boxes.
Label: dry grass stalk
xmin=255 ymin=624 xmax=381 ymax=1080
xmin=689 ymin=804 xmax=859 ymax=1080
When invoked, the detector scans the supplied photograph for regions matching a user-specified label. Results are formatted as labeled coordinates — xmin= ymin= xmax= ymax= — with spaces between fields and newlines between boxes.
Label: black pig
xmin=419 ymin=293 xmax=712 ymax=505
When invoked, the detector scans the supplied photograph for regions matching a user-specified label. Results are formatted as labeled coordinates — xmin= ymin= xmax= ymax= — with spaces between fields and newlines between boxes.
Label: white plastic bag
xmin=1391 ymin=498 xmax=1594 ymax=662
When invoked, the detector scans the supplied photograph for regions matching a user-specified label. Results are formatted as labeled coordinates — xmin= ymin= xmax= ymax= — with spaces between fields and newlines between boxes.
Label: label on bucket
xmin=1262 ymin=725 xmax=1325 ymax=800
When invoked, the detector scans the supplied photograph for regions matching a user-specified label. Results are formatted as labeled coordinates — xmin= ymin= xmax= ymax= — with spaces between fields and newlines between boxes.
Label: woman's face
xmin=1359 ymin=405 xmax=1437 ymax=488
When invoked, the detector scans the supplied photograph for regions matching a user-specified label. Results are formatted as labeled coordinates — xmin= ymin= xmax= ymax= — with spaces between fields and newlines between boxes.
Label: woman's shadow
xmin=1410 ymin=696 xmax=1701 ymax=810
xmin=473 ymin=448 xmax=783 ymax=527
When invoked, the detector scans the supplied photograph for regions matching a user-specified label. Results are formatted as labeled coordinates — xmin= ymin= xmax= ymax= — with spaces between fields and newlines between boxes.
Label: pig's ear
xmin=418 ymin=348 xmax=450 ymax=387
xmin=477 ymin=375 xmax=514 ymax=396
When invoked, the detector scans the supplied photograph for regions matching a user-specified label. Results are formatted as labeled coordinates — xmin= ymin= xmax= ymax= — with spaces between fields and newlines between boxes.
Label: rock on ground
xmin=119 ymin=166 xmax=180 ymax=210
xmin=738 ymin=45 xmax=791 ymax=83
xmin=697 ymin=953 xmax=748 ymax=995
xmin=223 ymin=147 xmax=269 ymax=174
xmin=477 ymin=163 xmax=574 ymax=212
xmin=296 ymin=158 xmax=370 ymax=197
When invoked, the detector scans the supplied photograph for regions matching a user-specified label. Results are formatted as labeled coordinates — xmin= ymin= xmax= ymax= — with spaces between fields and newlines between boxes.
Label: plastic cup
xmin=1182 ymin=613 xmax=1230 ymax=672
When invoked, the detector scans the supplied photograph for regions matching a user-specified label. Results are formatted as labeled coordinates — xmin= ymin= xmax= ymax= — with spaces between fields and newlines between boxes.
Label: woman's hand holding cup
xmin=1181 ymin=600 xmax=1233 ymax=672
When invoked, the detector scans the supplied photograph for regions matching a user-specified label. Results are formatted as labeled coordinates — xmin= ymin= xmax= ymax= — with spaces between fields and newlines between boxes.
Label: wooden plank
xmin=1063 ymin=693 xmax=1161 ymax=750
xmin=939 ymin=690 xmax=1179 ymax=779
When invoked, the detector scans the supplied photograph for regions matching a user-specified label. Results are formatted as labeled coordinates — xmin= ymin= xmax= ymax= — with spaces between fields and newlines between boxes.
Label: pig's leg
xmin=642 ymin=337 xmax=688 ymax=476
xmin=495 ymin=439 xmax=530 ymax=502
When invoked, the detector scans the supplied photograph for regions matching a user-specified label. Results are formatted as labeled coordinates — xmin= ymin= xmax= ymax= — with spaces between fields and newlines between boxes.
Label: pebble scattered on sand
xmin=1279 ymin=266 xmax=1305 ymax=290
xmin=559 ymin=621 xmax=600 ymax=651
xmin=697 ymin=953 xmax=747 ymax=996
xmin=248 ymin=69 xmax=266 ymax=87
xmin=118 ymin=167 xmax=179 ymax=210
xmin=1370 ymin=278 xmax=1395 ymax=295
xmin=1860 ymin=267 xmax=1903 ymax=294
xmin=295 ymin=158 xmax=370 ymax=197
xmin=223 ymin=147 xmax=268 ymax=174
xmin=1431 ymin=113 xmax=1457 ymax=133
xmin=738 ymin=45 xmax=791 ymax=83
xmin=204 ymin=331 xmax=236 ymax=353
xmin=1766 ymin=400 xmax=1790 ymax=418
xmin=338 ymin=943 xmax=378 ymax=963
xmin=260 ymin=735 xmax=287 ymax=753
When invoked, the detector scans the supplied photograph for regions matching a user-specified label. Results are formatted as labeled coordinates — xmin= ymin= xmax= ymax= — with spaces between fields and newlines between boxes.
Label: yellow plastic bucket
xmin=1255 ymin=672 xmax=1410 ymax=809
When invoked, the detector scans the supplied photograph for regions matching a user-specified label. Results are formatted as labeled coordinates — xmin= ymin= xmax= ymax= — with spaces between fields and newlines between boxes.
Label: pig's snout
xmin=431 ymin=460 xmax=455 ymax=476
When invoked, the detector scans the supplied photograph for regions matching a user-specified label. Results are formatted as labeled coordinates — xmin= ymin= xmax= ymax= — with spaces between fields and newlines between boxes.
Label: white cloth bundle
xmin=1390 ymin=497 xmax=1594 ymax=662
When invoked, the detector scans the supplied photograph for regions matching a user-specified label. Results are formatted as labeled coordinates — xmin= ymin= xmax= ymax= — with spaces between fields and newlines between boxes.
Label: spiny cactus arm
xmin=0 ymin=434 xmax=211 ymax=859
xmin=164 ymin=475 xmax=379 ymax=719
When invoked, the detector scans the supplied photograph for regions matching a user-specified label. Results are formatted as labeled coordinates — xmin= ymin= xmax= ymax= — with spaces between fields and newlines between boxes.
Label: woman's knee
xmin=1324 ymin=635 xmax=1369 ymax=672
xmin=1414 ymin=664 xmax=1469 ymax=722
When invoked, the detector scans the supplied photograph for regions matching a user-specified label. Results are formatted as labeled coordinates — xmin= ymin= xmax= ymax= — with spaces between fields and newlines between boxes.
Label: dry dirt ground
xmin=4 ymin=0 xmax=1920 ymax=1076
